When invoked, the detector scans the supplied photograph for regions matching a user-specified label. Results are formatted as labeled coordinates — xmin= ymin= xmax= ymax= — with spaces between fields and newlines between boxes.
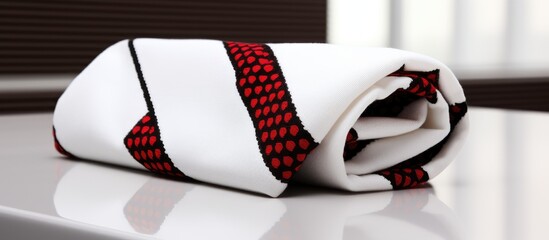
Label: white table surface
xmin=0 ymin=107 xmax=548 ymax=240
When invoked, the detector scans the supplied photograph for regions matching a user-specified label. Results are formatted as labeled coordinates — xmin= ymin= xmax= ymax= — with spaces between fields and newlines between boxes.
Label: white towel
xmin=53 ymin=39 xmax=468 ymax=197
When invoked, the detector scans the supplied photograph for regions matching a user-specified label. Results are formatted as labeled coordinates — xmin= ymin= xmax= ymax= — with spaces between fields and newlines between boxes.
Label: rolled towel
xmin=53 ymin=39 xmax=468 ymax=197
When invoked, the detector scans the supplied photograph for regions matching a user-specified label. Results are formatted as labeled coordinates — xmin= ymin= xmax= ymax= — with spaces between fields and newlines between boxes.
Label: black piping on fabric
xmin=128 ymin=39 xmax=155 ymax=115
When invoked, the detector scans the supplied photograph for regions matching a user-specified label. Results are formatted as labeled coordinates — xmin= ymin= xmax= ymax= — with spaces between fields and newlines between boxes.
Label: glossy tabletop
xmin=0 ymin=107 xmax=548 ymax=239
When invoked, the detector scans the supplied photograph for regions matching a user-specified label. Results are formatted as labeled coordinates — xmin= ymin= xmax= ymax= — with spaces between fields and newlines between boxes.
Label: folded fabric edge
xmin=51 ymin=39 xmax=468 ymax=197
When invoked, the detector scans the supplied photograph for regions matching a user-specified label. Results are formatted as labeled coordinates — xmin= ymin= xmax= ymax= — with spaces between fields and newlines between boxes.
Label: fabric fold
xmin=53 ymin=38 xmax=468 ymax=197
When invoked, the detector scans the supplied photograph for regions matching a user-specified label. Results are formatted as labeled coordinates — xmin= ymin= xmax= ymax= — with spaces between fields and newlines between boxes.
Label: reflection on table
xmin=54 ymin=161 xmax=459 ymax=240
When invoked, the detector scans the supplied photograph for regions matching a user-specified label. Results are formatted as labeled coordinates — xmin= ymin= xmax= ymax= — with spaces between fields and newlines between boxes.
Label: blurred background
xmin=1 ymin=0 xmax=548 ymax=112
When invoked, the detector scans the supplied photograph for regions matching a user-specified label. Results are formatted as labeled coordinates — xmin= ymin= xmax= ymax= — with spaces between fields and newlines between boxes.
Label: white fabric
xmin=53 ymin=38 xmax=469 ymax=197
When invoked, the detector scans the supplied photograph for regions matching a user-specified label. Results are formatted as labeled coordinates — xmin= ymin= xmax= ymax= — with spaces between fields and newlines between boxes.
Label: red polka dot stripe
xmin=388 ymin=66 xmax=440 ymax=103
xmin=378 ymin=167 xmax=429 ymax=189
xmin=124 ymin=113 xmax=185 ymax=177
xmin=343 ymin=128 xmax=375 ymax=161
xmin=124 ymin=39 xmax=186 ymax=178
xmin=223 ymin=41 xmax=319 ymax=182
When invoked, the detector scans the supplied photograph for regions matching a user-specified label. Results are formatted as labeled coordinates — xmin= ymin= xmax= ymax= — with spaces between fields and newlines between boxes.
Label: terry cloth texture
xmin=53 ymin=39 xmax=468 ymax=197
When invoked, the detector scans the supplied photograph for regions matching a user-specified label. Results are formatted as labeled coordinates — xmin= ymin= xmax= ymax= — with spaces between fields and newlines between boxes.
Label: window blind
xmin=0 ymin=0 xmax=327 ymax=74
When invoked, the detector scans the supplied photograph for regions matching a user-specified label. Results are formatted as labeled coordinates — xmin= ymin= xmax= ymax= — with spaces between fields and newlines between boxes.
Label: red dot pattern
xmin=224 ymin=41 xmax=318 ymax=182
xmin=378 ymin=167 xmax=429 ymax=189
xmin=343 ymin=128 xmax=375 ymax=161
xmin=388 ymin=66 xmax=440 ymax=103
xmin=124 ymin=113 xmax=185 ymax=177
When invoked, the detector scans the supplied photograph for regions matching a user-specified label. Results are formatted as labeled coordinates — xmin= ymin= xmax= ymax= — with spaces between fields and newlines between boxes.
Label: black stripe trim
xmin=128 ymin=39 xmax=155 ymax=115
